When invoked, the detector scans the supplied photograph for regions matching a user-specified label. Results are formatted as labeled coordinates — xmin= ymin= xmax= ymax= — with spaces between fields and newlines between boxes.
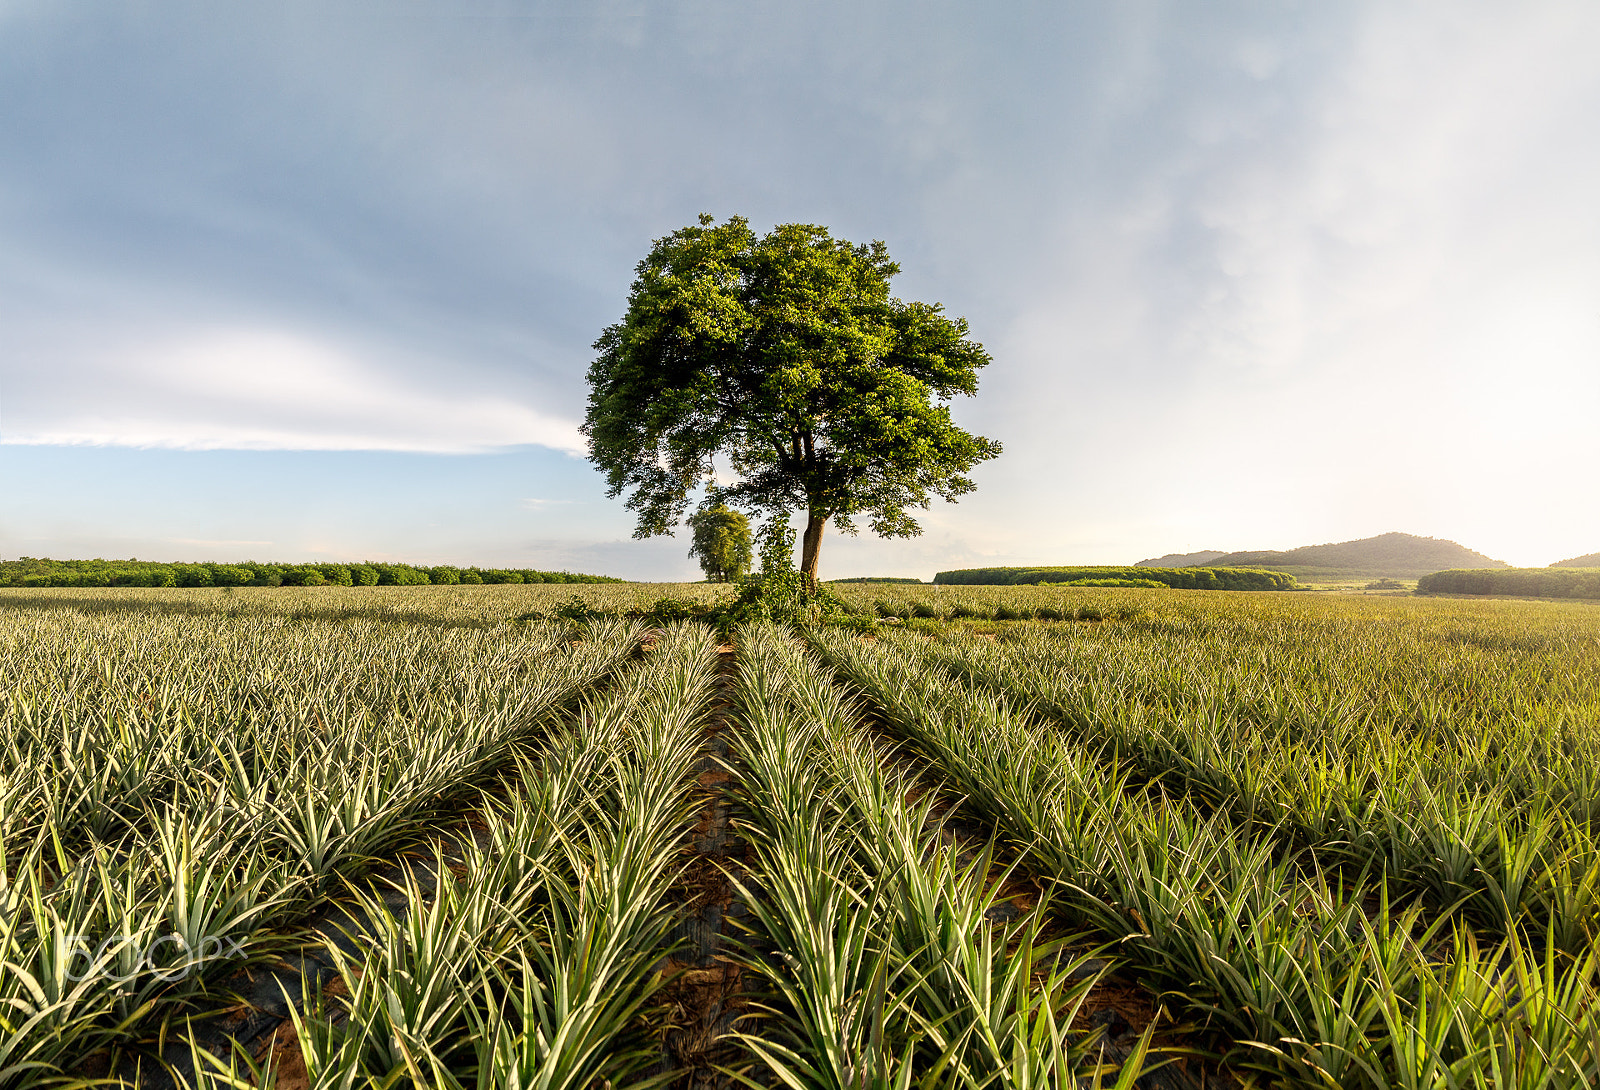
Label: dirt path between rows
xmin=651 ymin=642 xmax=757 ymax=1090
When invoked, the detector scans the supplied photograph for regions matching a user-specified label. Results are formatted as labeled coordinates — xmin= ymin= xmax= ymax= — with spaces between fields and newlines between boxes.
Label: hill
xmin=1551 ymin=552 xmax=1600 ymax=568
xmin=1196 ymin=533 xmax=1508 ymax=580
xmin=1134 ymin=550 xmax=1226 ymax=568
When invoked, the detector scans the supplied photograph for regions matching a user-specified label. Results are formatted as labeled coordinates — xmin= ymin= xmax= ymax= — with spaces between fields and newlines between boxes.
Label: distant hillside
xmin=1201 ymin=533 xmax=1508 ymax=580
xmin=1551 ymin=552 xmax=1600 ymax=568
xmin=1135 ymin=550 xmax=1226 ymax=568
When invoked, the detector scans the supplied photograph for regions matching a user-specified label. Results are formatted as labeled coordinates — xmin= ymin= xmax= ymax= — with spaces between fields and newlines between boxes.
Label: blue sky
xmin=2 ymin=1 xmax=1597 ymax=578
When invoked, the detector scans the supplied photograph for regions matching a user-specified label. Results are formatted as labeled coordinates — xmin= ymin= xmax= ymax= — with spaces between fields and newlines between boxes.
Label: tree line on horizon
xmin=933 ymin=565 xmax=1298 ymax=591
xmin=1418 ymin=567 xmax=1600 ymax=600
xmin=0 ymin=557 xmax=623 ymax=589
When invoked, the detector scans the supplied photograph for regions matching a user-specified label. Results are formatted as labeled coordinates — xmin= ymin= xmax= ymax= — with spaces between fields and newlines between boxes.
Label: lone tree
xmin=687 ymin=503 xmax=753 ymax=583
xmin=583 ymin=215 xmax=1001 ymax=581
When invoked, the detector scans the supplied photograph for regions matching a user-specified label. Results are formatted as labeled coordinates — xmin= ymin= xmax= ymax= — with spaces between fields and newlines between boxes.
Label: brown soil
xmin=651 ymin=642 xmax=759 ymax=1090
xmin=253 ymin=1019 xmax=311 ymax=1090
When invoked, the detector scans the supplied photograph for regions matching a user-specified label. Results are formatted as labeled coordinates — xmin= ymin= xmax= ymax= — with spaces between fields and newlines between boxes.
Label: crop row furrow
xmin=808 ymin=625 xmax=1600 ymax=1090
xmin=727 ymin=622 xmax=1151 ymax=1090
xmin=272 ymin=619 xmax=722 ymax=1090
xmin=0 ymin=613 xmax=648 ymax=1088
xmin=898 ymin=627 xmax=1600 ymax=947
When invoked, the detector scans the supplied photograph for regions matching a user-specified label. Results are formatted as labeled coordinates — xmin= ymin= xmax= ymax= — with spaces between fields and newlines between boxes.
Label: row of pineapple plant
xmin=810 ymin=625 xmax=1600 ymax=1088
xmin=0 ymin=608 xmax=646 ymax=1085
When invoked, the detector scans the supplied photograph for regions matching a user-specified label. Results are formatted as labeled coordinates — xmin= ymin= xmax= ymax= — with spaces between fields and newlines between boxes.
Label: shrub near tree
xmin=722 ymin=519 xmax=853 ymax=626
xmin=687 ymin=504 xmax=753 ymax=582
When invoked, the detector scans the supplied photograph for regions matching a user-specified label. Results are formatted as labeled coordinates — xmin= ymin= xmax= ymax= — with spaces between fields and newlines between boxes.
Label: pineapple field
xmin=2 ymin=584 xmax=1598 ymax=1089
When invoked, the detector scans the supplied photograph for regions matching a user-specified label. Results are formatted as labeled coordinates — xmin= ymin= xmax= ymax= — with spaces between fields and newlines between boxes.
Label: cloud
xmin=2 ymin=327 xmax=586 ymax=454
xmin=0 ymin=3 xmax=1596 ymax=572
xmin=933 ymin=1 xmax=1600 ymax=567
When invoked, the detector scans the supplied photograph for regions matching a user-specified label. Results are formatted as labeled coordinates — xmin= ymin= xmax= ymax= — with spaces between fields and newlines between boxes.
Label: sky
xmin=2 ymin=1 xmax=1597 ymax=579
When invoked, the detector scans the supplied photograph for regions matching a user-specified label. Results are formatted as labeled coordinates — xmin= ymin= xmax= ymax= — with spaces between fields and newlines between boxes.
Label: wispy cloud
xmin=0 ymin=3 xmax=1595 ymax=572
xmin=1 ymin=327 xmax=587 ymax=455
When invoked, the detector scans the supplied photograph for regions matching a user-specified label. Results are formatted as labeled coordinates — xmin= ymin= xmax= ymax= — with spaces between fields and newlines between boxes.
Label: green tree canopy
xmin=583 ymin=215 xmax=1002 ymax=579
xmin=687 ymin=503 xmax=753 ymax=583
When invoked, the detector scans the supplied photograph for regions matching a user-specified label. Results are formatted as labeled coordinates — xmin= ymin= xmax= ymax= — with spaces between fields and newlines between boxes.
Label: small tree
xmin=584 ymin=215 xmax=1001 ymax=582
xmin=687 ymin=503 xmax=753 ymax=582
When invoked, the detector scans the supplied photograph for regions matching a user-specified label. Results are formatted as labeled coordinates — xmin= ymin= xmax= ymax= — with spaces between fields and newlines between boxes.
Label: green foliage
xmin=934 ymin=565 xmax=1297 ymax=591
xmin=582 ymin=214 xmax=1001 ymax=577
xmin=245 ymin=564 xmax=283 ymax=587
xmin=686 ymin=503 xmax=753 ymax=582
xmin=0 ymin=557 xmax=624 ymax=589
xmin=727 ymin=623 xmax=1126 ymax=1088
xmin=813 ymin=585 xmax=1167 ymax=623
xmin=810 ymin=615 xmax=1600 ymax=1087
xmin=371 ymin=563 xmax=432 ymax=586
xmin=315 ymin=564 xmax=354 ymax=587
xmin=3 ymin=583 xmax=1599 ymax=1083
xmin=826 ymin=611 xmax=882 ymax=634
xmin=0 ymin=609 xmax=650 ymax=1083
xmin=826 ymin=576 xmax=924 ymax=584
xmin=641 ymin=596 xmax=713 ymax=624
xmin=173 ymin=563 xmax=213 ymax=587
xmin=552 ymin=594 xmax=598 ymax=621
xmin=722 ymin=520 xmax=854 ymax=627
xmin=1419 ymin=567 xmax=1600 ymax=599
xmin=211 ymin=564 xmax=252 ymax=587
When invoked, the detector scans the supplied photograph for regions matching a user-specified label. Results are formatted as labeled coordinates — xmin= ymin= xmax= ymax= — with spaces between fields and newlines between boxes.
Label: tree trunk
xmin=800 ymin=511 xmax=827 ymax=586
